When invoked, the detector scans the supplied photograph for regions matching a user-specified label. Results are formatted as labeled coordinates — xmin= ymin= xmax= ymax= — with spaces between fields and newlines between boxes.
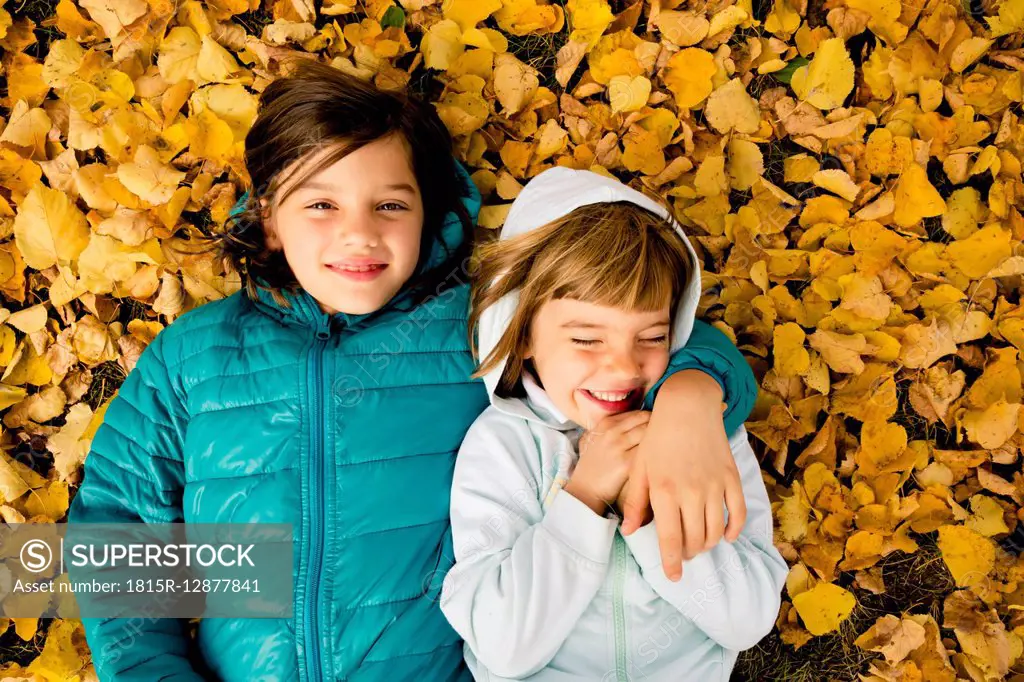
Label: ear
xmin=260 ymin=198 xmax=282 ymax=250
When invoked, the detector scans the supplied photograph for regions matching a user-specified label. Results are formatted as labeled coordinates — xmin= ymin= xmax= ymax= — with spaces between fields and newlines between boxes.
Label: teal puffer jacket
xmin=69 ymin=162 xmax=757 ymax=682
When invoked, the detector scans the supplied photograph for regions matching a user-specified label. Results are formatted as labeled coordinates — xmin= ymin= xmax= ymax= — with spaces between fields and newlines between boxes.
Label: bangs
xmin=531 ymin=202 xmax=693 ymax=314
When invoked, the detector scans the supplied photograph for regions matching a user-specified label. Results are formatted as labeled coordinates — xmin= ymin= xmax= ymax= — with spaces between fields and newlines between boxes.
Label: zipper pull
xmin=315 ymin=329 xmax=329 ymax=340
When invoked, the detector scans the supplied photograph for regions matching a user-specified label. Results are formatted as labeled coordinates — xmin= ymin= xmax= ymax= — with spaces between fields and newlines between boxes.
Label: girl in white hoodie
xmin=440 ymin=167 xmax=788 ymax=681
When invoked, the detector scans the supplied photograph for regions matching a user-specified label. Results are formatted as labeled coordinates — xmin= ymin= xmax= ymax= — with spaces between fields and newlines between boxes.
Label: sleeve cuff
xmin=541 ymin=489 xmax=618 ymax=564
xmin=621 ymin=520 xmax=665 ymax=570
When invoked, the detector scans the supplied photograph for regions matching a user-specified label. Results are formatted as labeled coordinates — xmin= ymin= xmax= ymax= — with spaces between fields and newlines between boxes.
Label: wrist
xmin=564 ymin=478 xmax=612 ymax=516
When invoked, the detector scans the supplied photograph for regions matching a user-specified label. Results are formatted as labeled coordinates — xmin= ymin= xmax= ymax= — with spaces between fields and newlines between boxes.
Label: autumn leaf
xmin=791 ymin=582 xmax=857 ymax=636
xmin=791 ymin=38 xmax=854 ymax=110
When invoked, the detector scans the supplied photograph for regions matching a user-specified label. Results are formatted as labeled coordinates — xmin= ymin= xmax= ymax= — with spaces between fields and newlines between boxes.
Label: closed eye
xmin=642 ymin=335 xmax=668 ymax=345
xmin=572 ymin=339 xmax=600 ymax=346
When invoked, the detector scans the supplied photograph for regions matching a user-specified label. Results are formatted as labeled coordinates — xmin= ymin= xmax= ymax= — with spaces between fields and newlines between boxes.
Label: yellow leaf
xmin=892 ymin=164 xmax=944 ymax=228
xmin=54 ymin=0 xmax=102 ymax=41
xmin=961 ymin=399 xmax=1020 ymax=449
xmin=495 ymin=0 xmax=565 ymax=36
xmin=704 ymin=78 xmax=760 ymax=134
xmin=792 ymin=582 xmax=857 ymax=636
xmin=0 ymin=101 xmax=52 ymax=160
xmin=936 ymin=524 xmax=996 ymax=589
xmin=117 ymin=145 xmax=187 ymax=205
xmin=812 ymin=169 xmax=860 ymax=202
xmin=6 ymin=305 xmax=47 ymax=334
xmin=987 ymin=0 xmax=1024 ymax=37
xmin=856 ymin=419 xmax=913 ymax=477
xmin=899 ymin=319 xmax=957 ymax=369
xmin=942 ymin=187 xmax=984 ymax=239
xmin=854 ymin=615 xmax=927 ymax=665
xmin=197 ymin=34 xmax=243 ymax=84
xmin=778 ymin=482 xmax=811 ymax=541
xmin=607 ymin=75 xmax=651 ymax=114
xmin=654 ymin=10 xmax=709 ymax=46
xmin=12 ymin=185 xmax=90 ymax=271
xmin=186 ymin=110 xmax=234 ymax=161
xmin=791 ymin=38 xmax=855 ymax=110
xmin=493 ymin=53 xmax=539 ymax=115
xmin=13 ymin=617 xmax=39 ymax=641
xmin=707 ymin=5 xmax=749 ymax=38
xmin=566 ymin=0 xmax=613 ymax=47
xmin=808 ymin=329 xmax=867 ymax=373
xmin=26 ymin=619 xmax=86 ymax=681
xmin=48 ymin=403 xmax=95 ymax=483
xmin=72 ymin=315 xmax=120 ymax=367
xmin=765 ymin=0 xmax=802 ymax=35
xmin=694 ymin=154 xmax=727 ymax=197
xmin=77 ymin=0 xmax=148 ymax=41
xmin=950 ymin=37 xmax=993 ymax=73
xmin=621 ymin=125 xmax=665 ymax=176
xmin=159 ymin=26 xmax=202 ymax=84
xmin=726 ymin=139 xmax=764 ymax=191
xmin=945 ymin=224 xmax=1012 ymax=279
xmin=845 ymin=0 xmax=907 ymax=45
xmin=965 ymin=494 xmax=1010 ymax=537
xmin=421 ymin=19 xmax=464 ymax=70
xmin=663 ymin=48 xmax=716 ymax=109
xmin=22 ymin=480 xmax=70 ymax=521
xmin=784 ymin=154 xmax=820 ymax=183
xmin=444 ymin=0 xmax=502 ymax=32
xmin=774 ymin=322 xmax=810 ymax=377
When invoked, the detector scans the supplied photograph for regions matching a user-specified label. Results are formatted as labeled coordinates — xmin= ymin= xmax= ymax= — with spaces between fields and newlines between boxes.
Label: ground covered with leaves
xmin=0 ymin=0 xmax=1022 ymax=679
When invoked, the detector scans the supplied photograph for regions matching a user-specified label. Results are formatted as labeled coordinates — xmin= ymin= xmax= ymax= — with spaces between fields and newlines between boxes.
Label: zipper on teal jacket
xmin=304 ymin=332 xmax=329 ymax=681
xmin=612 ymin=533 xmax=628 ymax=681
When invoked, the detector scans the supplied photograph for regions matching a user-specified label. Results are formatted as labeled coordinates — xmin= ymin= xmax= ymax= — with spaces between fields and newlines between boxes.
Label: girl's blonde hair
xmin=468 ymin=200 xmax=695 ymax=397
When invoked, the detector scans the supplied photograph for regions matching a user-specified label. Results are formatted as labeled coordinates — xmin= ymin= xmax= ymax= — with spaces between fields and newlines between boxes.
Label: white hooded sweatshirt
xmin=440 ymin=167 xmax=788 ymax=682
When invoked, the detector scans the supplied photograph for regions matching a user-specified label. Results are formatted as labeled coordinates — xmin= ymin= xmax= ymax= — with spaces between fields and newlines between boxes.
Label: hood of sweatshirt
xmin=477 ymin=166 xmax=703 ymax=430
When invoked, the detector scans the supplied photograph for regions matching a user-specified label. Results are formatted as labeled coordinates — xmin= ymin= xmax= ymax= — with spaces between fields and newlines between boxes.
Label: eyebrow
xmin=299 ymin=181 xmax=417 ymax=193
xmin=560 ymin=319 xmax=670 ymax=329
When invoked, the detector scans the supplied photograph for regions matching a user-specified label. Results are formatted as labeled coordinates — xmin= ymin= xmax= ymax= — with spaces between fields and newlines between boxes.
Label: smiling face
xmin=525 ymin=298 xmax=672 ymax=430
xmin=262 ymin=134 xmax=425 ymax=316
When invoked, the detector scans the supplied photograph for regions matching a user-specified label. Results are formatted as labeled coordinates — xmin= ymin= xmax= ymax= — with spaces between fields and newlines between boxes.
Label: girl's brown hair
xmin=207 ymin=60 xmax=474 ymax=306
xmin=468 ymin=200 xmax=695 ymax=397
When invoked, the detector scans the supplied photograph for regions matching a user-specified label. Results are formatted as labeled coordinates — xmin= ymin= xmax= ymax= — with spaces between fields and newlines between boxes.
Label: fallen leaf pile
xmin=0 ymin=0 xmax=1022 ymax=678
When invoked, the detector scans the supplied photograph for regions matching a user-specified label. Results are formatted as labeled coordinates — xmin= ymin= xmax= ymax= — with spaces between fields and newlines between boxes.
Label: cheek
xmin=647 ymin=352 xmax=671 ymax=380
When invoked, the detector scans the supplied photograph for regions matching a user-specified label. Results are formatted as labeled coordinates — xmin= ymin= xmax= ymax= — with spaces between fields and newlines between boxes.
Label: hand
xmin=619 ymin=371 xmax=747 ymax=582
xmin=563 ymin=411 xmax=650 ymax=516
xmin=614 ymin=477 xmax=652 ymax=526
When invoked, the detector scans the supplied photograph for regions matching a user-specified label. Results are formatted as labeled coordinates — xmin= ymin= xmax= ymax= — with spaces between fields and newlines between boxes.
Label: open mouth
xmin=326 ymin=263 xmax=388 ymax=281
xmin=579 ymin=387 xmax=643 ymax=412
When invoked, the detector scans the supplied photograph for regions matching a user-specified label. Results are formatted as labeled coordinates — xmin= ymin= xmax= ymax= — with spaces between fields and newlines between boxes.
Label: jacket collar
xmin=239 ymin=159 xmax=481 ymax=337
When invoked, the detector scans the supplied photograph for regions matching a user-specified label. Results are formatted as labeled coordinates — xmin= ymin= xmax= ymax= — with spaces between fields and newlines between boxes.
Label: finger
xmin=650 ymin=488 xmax=684 ymax=581
xmin=586 ymin=411 xmax=640 ymax=438
xmin=681 ymin=492 xmax=706 ymax=560
xmin=723 ymin=471 xmax=748 ymax=542
xmin=704 ymin=493 xmax=726 ymax=551
xmin=616 ymin=422 xmax=650 ymax=452
xmin=619 ymin=458 xmax=649 ymax=535
xmin=600 ymin=410 xmax=651 ymax=434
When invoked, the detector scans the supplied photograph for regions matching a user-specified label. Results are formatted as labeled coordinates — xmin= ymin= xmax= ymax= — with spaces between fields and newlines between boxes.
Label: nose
xmin=604 ymin=347 xmax=643 ymax=381
xmin=336 ymin=212 xmax=380 ymax=248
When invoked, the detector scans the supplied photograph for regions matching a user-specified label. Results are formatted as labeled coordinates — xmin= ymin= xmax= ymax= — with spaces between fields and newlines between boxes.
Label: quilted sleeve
xmin=643 ymin=319 xmax=757 ymax=436
xmin=68 ymin=331 xmax=205 ymax=682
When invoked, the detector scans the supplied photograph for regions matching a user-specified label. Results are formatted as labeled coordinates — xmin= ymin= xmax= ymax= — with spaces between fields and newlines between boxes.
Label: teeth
xmin=588 ymin=389 xmax=632 ymax=402
xmin=334 ymin=264 xmax=382 ymax=272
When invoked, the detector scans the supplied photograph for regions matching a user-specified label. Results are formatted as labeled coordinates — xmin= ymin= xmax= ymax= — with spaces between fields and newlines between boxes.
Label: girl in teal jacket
xmin=69 ymin=60 xmax=758 ymax=682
